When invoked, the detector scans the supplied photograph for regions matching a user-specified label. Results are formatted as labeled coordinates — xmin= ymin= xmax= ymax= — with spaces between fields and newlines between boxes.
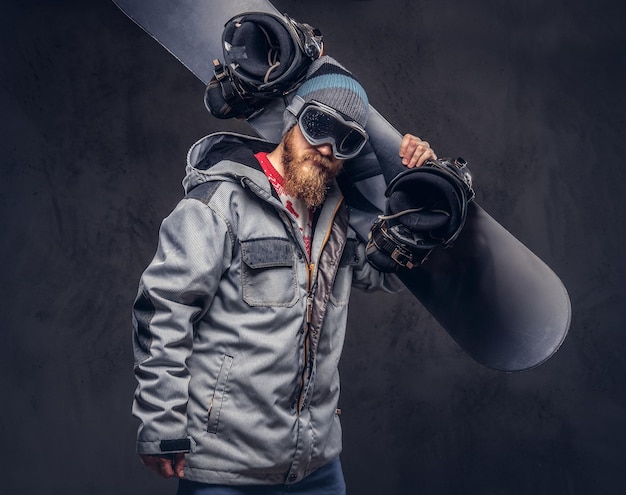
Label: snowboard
xmin=112 ymin=0 xmax=571 ymax=372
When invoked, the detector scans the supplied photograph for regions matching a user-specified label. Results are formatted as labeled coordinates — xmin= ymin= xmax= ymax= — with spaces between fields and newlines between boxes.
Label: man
xmin=132 ymin=56 xmax=436 ymax=494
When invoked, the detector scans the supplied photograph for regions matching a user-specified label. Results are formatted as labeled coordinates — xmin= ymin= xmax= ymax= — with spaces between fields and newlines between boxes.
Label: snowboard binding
xmin=366 ymin=157 xmax=474 ymax=271
xmin=204 ymin=12 xmax=323 ymax=119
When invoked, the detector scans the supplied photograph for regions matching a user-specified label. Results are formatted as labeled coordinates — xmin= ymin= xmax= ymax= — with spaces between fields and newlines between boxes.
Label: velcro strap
xmin=160 ymin=438 xmax=191 ymax=453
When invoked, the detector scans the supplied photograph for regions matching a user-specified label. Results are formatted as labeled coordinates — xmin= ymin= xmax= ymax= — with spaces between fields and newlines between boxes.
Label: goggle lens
xmin=300 ymin=109 xmax=337 ymax=140
xmin=297 ymin=104 xmax=368 ymax=160
xmin=339 ymin=129 xmax=366 ymax=154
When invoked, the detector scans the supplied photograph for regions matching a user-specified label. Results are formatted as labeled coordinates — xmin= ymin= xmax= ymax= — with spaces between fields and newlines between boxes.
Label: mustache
xmin=300 ymin=153 xmax=334 ymax=170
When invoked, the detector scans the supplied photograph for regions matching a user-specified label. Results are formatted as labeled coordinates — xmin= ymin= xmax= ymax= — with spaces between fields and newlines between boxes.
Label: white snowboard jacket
xmin=132 ymin=132 xmax=402 ymax=485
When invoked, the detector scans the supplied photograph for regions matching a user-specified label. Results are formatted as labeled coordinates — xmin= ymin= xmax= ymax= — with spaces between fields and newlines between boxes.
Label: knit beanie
xmin=283 ymin=55 xmax=369 ymax=135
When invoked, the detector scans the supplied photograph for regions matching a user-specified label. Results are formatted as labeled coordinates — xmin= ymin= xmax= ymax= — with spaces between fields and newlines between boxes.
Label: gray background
xmin=1 ymin=0 xmax=625 ymax=493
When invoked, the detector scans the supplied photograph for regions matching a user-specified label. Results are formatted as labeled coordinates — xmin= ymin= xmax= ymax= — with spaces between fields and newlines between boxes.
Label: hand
xmin=399 ymin=134 xmax=437 ymax=168
xmin=140 ymin=453 xmax=186 ymax=479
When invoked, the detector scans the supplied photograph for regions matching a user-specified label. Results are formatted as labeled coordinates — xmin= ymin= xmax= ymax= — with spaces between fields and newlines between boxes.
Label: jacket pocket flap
xmin=241 ymin=237 xmax=294 ymax=269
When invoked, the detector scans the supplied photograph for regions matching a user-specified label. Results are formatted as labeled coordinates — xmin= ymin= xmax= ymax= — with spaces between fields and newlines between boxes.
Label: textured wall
xmin=1 ymin=0 xmax=625 ymax=494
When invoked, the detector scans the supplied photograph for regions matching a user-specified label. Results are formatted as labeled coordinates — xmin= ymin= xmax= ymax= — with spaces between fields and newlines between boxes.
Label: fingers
xmin=140 ymin=454 xmax=174 ymax=478
xmin=140 ymin=453 xmax=185 ymax=479
xmin=172 ymin=453 xmax=186 ymax=478
xmin=399 ymin=134 xmax=437 ymax=168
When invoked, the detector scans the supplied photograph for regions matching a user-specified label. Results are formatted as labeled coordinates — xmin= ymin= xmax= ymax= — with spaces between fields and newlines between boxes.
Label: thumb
xmin=173 ymin=453 xmax=186 ymax=478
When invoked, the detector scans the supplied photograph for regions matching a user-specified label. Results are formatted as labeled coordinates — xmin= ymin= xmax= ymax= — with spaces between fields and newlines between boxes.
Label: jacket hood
xmin=183 ymin=132 xmax=277 ymax=194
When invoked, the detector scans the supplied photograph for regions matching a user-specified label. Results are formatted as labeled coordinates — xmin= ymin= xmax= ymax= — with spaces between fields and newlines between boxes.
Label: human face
xmin=280 ymin=125 xmax=344 ymax=209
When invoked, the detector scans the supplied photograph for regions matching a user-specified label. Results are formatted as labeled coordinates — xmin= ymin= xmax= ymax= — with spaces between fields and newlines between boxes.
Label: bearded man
xmin=132 ymin=56 xmax=436 ymax=495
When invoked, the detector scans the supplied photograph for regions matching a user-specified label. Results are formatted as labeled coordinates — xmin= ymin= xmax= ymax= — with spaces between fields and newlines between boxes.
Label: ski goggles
xmin=289 ymin=96 xmax=369 ymax=160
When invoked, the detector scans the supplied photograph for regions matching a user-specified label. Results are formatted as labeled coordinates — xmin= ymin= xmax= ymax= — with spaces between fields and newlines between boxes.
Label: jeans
xmin=177 ymin=458 xmax=346 ymax=495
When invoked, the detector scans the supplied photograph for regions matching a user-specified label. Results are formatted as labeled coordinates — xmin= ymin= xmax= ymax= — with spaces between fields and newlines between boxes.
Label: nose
xmin=315 ymin=143 xmax=334 ymax=157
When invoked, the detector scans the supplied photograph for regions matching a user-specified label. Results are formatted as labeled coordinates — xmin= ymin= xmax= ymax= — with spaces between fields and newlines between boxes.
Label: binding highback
xmin=204 ymin=12 xmax=323 ymax=120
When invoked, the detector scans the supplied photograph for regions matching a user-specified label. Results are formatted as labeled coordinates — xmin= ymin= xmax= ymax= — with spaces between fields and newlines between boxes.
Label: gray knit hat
xmin=283 ymin=55 xmax=369 ymax=134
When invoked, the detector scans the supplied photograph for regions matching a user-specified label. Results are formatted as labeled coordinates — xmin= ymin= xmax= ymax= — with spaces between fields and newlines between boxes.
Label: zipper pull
xmin=306 ymin=295 xmax=313 ymax=325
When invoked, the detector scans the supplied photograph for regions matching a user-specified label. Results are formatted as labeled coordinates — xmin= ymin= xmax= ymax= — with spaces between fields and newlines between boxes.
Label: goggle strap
xmin=286 ymin=95 xmax=307 ymax=119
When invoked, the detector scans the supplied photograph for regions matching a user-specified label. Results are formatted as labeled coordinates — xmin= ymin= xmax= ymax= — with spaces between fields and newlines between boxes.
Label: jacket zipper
xmin=297 ymin=262 xmax=315 ymax=412
xmin=296 ymin=198 xmax=344 ymax=412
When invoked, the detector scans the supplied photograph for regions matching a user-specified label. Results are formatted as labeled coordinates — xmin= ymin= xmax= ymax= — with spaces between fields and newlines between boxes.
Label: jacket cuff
xmin=137 ymin=438 xmax=191 ymax=455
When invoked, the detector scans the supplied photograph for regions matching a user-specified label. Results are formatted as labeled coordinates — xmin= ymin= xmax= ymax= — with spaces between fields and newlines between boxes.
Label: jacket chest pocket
xmin=240 ymin=237 xmax=299 ymax=307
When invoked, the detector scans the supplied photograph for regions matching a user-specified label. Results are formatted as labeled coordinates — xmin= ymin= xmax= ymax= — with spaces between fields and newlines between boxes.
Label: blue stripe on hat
xmin=296 ymin=74 xmax=369 ymax=106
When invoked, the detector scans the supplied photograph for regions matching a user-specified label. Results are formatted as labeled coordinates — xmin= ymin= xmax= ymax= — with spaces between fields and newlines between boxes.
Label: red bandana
xmin=255 ymin=152 xmax=313 ymax=258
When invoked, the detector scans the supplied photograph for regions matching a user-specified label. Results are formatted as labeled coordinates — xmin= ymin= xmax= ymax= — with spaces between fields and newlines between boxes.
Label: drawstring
xmin=256 ymin=24 xmax=281 ymax=84
xmin=377 ymin=208 xmax=450 ymax=222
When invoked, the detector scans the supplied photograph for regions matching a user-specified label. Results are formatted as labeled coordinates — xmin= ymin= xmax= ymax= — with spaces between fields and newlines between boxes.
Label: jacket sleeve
xmin=350 ymin=235 xmax=405 ymax=293
xmin=131 ymin=196 xmax=232 ymax=455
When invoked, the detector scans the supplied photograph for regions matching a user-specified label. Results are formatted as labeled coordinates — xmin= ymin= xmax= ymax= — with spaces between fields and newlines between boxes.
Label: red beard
xmin=281 ymin=127 xmax=343 ymax=209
